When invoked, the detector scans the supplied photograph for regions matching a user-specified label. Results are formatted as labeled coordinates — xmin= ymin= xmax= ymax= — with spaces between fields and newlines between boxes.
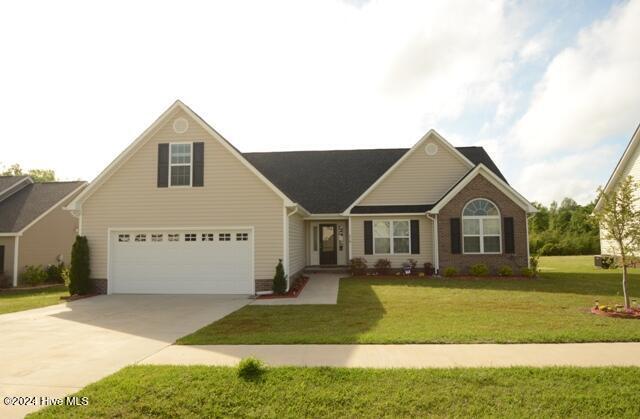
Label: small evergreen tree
xmin=69 ymin=235 xmax=91 ymax=295
xmin=273 ymin=259 xmax=287 ymax=294
xmin=594 ymin=176 xmax=640 ymax=309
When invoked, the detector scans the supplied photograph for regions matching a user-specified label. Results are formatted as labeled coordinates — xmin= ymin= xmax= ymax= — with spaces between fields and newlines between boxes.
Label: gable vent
xmin=425 ymin=143 xmax=438 ymax=156
xmin=173 ymin=117 xmax=189 ymax=134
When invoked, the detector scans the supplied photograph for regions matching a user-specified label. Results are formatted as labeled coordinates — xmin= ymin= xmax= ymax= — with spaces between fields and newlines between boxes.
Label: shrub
xmin=529 ymin=254 xmax=540 ymax=277
xmin=424 ymin=262 xmax=435 ymax=276
xmin=237 ymin=357 xmax=266 ymax=380
xmin=402 ymin=259 xmax=417 ymax=275
xmin=20 ymin=265 xmax=47 ymax=286
xmin=600 ymin=256 xmax=615 ymax=269
xmin=45 ymin=262 xmax=66 ymax=283
xmin=497 ymin=265 xmax=513 ymax=277
xmin=539 ymin=242 xmax=561 ymax=256
xmin=272 ymin=259 xmax=287 ymax=294
xmin=69 ymin=235 xmax=91 ymax=295
xmin=443 ymin=267 xmax=457 ymax=277
xmin=374 ymin=258 xmax=392 ymax=275
xmin=468 ymin=263 xmax=489 ymax=277
xmin=349 ymin=257 xmax=368 ymax=276
xmin=521 ymin=267 xmax=534 ymax=278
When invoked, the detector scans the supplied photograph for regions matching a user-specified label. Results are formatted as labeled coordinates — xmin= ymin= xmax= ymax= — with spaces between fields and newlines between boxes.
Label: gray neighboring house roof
xmin=244 ymin=146 xmax=506 ymax=214
xmin=0 ymin=175 xmax=30 ymax=193
xmin=0 ymin=180 xmax=86 ymax=233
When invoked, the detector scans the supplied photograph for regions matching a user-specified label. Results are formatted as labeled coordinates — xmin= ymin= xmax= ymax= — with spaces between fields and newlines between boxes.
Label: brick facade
xmin=92 ymin=278 xmax=108 ymax=294
xmin=255 ymin=278 xmax=273 ymax=292
xmin=438 ymin=175 xmax=528 ymax=274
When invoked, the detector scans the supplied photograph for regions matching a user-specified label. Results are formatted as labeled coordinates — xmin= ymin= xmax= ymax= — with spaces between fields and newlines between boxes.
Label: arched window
xmin=462 ymin=199 xmax=501 ymax=254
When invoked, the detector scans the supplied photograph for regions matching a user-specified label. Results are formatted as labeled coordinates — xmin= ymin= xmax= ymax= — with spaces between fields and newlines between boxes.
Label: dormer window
xmin=170 ymin=143 xmax=192 ymax=187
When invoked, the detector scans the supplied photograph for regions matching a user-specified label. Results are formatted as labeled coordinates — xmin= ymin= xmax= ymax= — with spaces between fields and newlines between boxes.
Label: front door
xmin=319 ymin=224 xmax=337 ymax=265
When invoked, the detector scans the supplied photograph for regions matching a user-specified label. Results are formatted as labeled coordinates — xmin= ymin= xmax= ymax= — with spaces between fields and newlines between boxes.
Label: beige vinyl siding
xmin=18 ymin=195 xmax=80 ymax=272
xmin=350 ymin=216 xmax=433 ymax=268
xmin=0 ymin=236 xmax=15 ymax=279
xmin=82 ymin=108 xmax=284 ymax=281
xmin=360 ymin=140 xmax=469 ymax=205
xmin=288 ymin=212 xmax=306 ymax=277
xmin=600 ymin=141 xmax=640 ymax=255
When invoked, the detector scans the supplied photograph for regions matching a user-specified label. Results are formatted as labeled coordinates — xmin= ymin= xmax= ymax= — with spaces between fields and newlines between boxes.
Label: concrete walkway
xmin=251 ymin=273 xmax=340 ymax=305
xmin=141 ymin=342 xmax=640 ymax=368
xmin=0 ymin=295 xmax=249 ymax=419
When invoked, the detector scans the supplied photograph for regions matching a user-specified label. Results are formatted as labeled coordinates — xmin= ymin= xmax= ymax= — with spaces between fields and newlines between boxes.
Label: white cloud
xmin=514 ymin=146 xmax=617 ymax=204
xmin=0 ymin=0 xmax=522 ymax=181
xmin=512 ymin=0 xmax=640 ymax=157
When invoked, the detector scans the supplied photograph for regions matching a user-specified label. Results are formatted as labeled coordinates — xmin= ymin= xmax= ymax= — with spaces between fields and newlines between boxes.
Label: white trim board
xmin=428 ymin=164 xmax=537 ymax=214
xmin=594 ymin=123 xmax=640 ymax=212
xmin=342 ymin=130 xmax=475 ymax=215
xmin=66 ymin=100 xmax=299 ymax=212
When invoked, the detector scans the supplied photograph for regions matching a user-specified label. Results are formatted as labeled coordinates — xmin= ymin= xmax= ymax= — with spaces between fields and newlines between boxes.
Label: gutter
xmin=426 ymin=213 xmax=439 ymax=273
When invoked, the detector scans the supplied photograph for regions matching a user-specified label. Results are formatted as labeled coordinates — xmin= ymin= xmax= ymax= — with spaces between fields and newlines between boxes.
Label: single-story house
xmin=595 ymin=123 xmax=640 ymax=256
xmin=0 ymin=176 xmax=86 ymax=287
xmin=65 ymin=100 xmax=536 ymax=295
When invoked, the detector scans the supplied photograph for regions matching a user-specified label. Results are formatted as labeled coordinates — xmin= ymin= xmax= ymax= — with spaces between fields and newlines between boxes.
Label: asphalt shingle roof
xmin=244 ymin=146 xmax=506 ymax=214
xmin=0 ymin=181 xmax=85 ymax=233
xmin=0 ymin=175 xmax=29 ymax=193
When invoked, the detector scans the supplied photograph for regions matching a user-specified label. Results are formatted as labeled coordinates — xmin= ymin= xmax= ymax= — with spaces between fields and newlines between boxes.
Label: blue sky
xmin=1 ymin=0 xmax=638 ymax=205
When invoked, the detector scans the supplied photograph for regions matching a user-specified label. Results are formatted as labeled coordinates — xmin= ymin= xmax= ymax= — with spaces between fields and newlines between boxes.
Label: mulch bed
xmin=0 ymin=283 xmax=65 ymax=293
xmin=591 ymin=307 xmax=640 ymax=319
xmin=256 ymin=276 xmax=309 ymax=299
xmin=358 ymin=274 xmax=535 ymax=281
xmin=61 ymin=293 xmax=98 ymax=302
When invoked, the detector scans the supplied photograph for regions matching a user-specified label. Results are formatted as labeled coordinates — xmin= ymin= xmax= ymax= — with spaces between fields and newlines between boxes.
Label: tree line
xmin=528 ymin=198 xmax=600 ymax=256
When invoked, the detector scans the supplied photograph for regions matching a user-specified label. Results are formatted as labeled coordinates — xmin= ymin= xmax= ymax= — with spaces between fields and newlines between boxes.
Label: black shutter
xmin=157 ymin=143 xmax=169 ymax=188
xmin=193 ymin=142 xmax=204 ymax=187
xmin=364 ymin=220 xmax=373 ymax=255
xmin=504 ymin=217 xmax=515 ymax=254
xmin=410 ymin=220 xmax=420 ymax=254
xmin=450 ymin=218 xmax=461 ymax=254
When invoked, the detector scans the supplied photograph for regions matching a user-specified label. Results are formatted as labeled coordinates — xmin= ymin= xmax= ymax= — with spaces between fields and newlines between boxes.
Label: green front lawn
xmin=0 ymin=285 xmax=68 ymax=315
xmin=179 ymin=256 xmax=640 ymax=344
xmin=30 ymin=365 xmax=640 ymax=418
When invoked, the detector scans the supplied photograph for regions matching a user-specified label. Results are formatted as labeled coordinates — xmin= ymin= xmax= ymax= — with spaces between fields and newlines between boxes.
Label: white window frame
xmin=169 ymin=142 xmax=193 ymax=188
xmin=373 ymin=220 xmax=411 ymax=255
xmin=462 ymin=199 xmax=502 ymax=255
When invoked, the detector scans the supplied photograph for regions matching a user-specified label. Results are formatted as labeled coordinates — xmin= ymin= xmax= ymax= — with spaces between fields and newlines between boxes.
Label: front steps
xmin=304 ymin=265 xmax=349 ymax=274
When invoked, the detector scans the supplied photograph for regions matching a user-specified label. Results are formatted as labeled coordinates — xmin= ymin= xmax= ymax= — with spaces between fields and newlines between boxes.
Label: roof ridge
xmin=244 ymin=148 xmax=411 ymax=154
xmin=243 ymin=146 xmax=485 ymax=154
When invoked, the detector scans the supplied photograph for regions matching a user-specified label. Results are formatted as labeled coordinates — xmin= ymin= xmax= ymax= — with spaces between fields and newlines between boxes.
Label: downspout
xmin=13 ymin=235 xmax=19 ymax=287
xmin=284 ymin=205 xmax=300 ymax=292
xmin=426 ymin=213 xmax=439 ymax=273
xmin=348 ymin=216 xmax=352 ymax=262
xmin=526 ymin=214 xmax=532 ymax=269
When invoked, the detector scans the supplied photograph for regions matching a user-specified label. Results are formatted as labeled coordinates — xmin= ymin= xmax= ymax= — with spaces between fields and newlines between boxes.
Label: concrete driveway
xmin=0 ymin=294 xmax=249 ymax=418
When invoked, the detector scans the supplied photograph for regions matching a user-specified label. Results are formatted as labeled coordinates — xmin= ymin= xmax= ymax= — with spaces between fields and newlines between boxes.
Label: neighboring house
xmin=595 ymin=123 xmax=640 ymax=255
xmin=0 ymin=176 xmax=86 ymax=287
xmin=65 ymin=100 xmax=536 ymax=295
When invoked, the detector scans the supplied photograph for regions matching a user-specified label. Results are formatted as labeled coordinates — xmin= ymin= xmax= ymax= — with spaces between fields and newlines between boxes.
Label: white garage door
xmin=109 ymin=229 xmax=253 ymax=294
